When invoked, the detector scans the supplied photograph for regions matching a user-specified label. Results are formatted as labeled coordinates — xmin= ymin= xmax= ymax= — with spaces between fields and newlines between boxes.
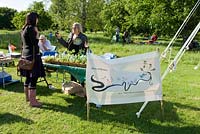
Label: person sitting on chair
xmin=38 ymin=35 xmax=56 ymax=52
xmin=8 ymin=43 xmax=21 ymax=58
xmin=147 ymin=33 xmax=158 ymax=44
xmin=8 ymin=43 xmax=16 ymax=53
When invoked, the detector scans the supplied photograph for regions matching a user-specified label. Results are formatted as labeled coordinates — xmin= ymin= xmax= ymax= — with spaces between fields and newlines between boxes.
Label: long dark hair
xmin=22 ymin=12 xmax=39 ymax=30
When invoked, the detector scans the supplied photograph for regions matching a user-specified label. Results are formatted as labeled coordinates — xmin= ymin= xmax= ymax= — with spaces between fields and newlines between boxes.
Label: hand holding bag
xmin=17 ymin=57 xmax=35 ymax=70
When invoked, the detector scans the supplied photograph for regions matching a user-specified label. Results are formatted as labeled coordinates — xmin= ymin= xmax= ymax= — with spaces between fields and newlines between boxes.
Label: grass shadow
xmin=40 ymin=97 xmax=200 ymax=133
xmin=41 ymin=96 xmax=87 ymax=117
xmin=132 ymin=119 xmax=200 ymax=134
xmin=0 ymin=81 xmax=61 ymax=96
xmin=0 ymin=112 xmax=33 ymax=125
xmin=0 ymin=82 xmax=24 ymax=93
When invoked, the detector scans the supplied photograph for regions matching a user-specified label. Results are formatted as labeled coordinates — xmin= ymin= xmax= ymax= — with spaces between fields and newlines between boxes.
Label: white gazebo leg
xmin=136 ymin=101 xmax=148 ymax=118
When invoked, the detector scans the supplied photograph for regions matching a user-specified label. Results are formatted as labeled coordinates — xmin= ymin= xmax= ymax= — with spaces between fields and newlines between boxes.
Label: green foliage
xmin=100 ymin=0 xmax=200 ymax=36
xmin=38 ymin=11 xmax=53 ymax=31
xmin=148 ymin=0 xmax=200 ymax=36
xmin=100 ymin=0 xmax=130 ymax=35
xmin=28 ymin=1 xmax=53 ymax=31
xmin=85 ymin=0 xmax=105 ymax=32
xmin=124 ymin=0 xmax=153 ymax=34
xmin=28 ymin=1 xmax=45 ymax=11
xmin=49 ymin=0 xmax=104 ymax=32
xmin=11 ymin=11 xmax=29 ymax=30
xmin=49 ymin=0 xmax=71 ymax=30
xmin=44 ymin=50 xmax=87 ymax=66
xmin=0 ymin=7 xmax=17 ymax=29
xmin=12 ymin=1 xmax=53 ymax=31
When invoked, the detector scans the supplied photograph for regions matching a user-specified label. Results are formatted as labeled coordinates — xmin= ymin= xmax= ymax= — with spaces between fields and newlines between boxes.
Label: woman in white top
xmin=38 ymin=35 xmax=56 ymax=52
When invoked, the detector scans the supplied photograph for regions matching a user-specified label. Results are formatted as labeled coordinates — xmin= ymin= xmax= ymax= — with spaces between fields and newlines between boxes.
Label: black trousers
xmin=24 ymin=77 xmax=38 ymax=89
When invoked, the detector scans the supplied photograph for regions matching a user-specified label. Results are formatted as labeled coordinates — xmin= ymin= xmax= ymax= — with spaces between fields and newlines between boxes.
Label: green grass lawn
xmin=0 ymin=31 xmax=200 ymax=134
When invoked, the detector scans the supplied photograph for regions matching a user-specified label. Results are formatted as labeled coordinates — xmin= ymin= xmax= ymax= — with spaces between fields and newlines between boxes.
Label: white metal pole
xmin=160 ymin=0 xmax=200 ymax=60
xmin=161 ymin=21 xmax=200 ymax=81
xmin=136 ymin=101 xmax=148 ymax=118
xmin=176 ymin=23 xmax=200 ymax=64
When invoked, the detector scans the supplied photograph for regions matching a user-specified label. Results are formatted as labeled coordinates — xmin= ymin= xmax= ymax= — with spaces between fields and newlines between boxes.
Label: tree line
xmin=0 ymin=0 xmax=199 ymax=37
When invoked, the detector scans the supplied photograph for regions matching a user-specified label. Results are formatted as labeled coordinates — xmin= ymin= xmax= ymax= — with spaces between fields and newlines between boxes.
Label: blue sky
xmin=0 ymin=0 xmax=50 ymax=11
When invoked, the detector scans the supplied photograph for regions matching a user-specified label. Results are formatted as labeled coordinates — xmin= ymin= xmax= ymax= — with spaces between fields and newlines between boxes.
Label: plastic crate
xmin=0 ymin=72 xmax=12 ymax=84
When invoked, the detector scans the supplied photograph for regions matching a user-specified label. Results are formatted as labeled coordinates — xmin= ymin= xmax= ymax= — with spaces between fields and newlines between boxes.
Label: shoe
xmin=29 ymin=89 xmax=42 ymax=107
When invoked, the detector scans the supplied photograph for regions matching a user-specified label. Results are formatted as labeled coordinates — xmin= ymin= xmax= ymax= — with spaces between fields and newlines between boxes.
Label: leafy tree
xmin=148 ymin=0 xmax=200 ymax=36
xmin=170 ymin=0 xmax=200 ymax=38
xmin=28 ymin=1 xmax=53 ymax=31
xmin=85 ymin=0 xmax=104 ymax=32
xmin=0 ymin=7 xmax=17 ymax=29
xmin=124 ymin=0 xmax=153 ymax=34
xmin=12 ymin=11 xmax=29 ymax=30
xmin=50 ymin=0 xmax=87 ymax=30
xmin=12 ymin=1 xmax=53 ymax=31
xmin=12 ymin=2 xmax=53 ymax=30
xmin=100 ymin=0 xmax=200 ymax=37
xmin=49 ymin=0 xmax=104 ymax=32
xmin=100 ymin=0 xmax=130 ymax=36
xmin=49 ymin=0 xmax=71 ymax=31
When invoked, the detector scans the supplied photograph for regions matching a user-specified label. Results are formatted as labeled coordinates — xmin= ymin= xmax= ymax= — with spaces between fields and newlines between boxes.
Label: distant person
xmin=147 ymin=33 xmax=158 ymax=44
xmin=8 ymin=43 xmax=16 ymax=53
xmin=188 ymin=40 xmax=200 ymax=50
xmin=8 ymin=43 xmax=21 ymax=58
xmin=38 ymin=35 xmax=56 ymax=52
xmin=49 ymin=31 xmax=53 ymax=40
xmin=122 ymin=30 xmax=130 ymax=44
xmin=115 ymin=27 xmax=120 ymax=42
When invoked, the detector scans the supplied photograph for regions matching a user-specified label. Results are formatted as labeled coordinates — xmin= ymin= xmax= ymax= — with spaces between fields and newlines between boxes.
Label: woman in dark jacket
xmin=55 ymin=22 xmax=88 ymax=55
xmin=55 ymin=22 xmax=88 ymax=83
xmin=20 ymin=12 xmax=45 ymax=107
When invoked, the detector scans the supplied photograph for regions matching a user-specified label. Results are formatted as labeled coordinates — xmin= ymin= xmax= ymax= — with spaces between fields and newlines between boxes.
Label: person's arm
xmin=38 ymin=42 xmax=44 ymax=52
xmin=84 ymin=35 xmax=89 ymax=48
xmin=28 ymin=26 xmax=40 ymax=55
xmin=56 ymin=33 xmax=73 ymax=49
xmin=44 ymin=40 xmax=52 ymax=51
xmin=80 ymin=33 xmax=89 ymax=54
xmin=57 ymin=37 xmax=69 ymax=47
xmin=29 ymin=26 xmax=39 ymax=47
xmin=42 ymin=42 xmax=49 ymax=51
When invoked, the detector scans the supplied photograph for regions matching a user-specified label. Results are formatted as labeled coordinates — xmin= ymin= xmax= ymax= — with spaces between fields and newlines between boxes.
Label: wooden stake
xmin=160 ymin=100 xmax=164 ymax=122
xmin=87 ymin=102 xmax=90 ymax=121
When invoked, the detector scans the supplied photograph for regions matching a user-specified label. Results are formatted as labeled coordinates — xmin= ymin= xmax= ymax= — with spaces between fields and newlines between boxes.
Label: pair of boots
xmin=24 ymin=87 xmax=42 ymax=107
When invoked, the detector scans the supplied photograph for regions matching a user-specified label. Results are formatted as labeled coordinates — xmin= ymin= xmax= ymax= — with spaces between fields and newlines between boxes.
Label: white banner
xmin=86 ymin=52 xmax=162 ymax=105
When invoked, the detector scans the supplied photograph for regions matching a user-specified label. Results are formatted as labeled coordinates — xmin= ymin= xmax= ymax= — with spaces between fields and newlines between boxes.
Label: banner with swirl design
xmin=86 ymin=51 xmax=162 ymax=105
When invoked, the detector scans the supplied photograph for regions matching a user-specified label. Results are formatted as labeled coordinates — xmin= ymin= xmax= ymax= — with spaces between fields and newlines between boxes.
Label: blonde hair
xmin=72 ymin=22 xmax=83 ymax=33
xmin=39 ymin=34 xmax=46 ymax=40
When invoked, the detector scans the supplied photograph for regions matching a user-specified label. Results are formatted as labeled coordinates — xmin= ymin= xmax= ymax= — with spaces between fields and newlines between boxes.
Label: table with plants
xmin=43 ymin=51 xmax=87 ymax=83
